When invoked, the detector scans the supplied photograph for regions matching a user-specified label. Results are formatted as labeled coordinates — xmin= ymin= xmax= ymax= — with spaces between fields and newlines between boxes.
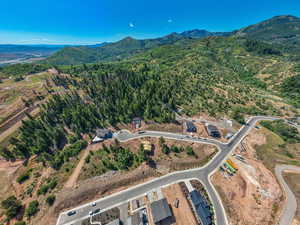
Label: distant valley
xmin=0 ymin=44 xmax=65 ymax=66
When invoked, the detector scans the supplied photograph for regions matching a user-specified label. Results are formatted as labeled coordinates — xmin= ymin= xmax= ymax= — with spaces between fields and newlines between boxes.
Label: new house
xmin=92 ymin=129 xmax=113 ymax=143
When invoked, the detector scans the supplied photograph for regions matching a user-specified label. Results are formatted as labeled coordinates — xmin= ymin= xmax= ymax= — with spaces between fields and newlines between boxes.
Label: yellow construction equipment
xmin=227 ymin=159 xmax=238 ymax=170
xmin=142 ymin=141 xmax=152 ymax=151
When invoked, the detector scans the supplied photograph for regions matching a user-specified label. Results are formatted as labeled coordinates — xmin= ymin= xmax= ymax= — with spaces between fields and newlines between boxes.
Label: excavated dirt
xmin=212 ymin=129 xmax=284 ymax=225
xmin=162 ymin=183 xmax=198 ymax=225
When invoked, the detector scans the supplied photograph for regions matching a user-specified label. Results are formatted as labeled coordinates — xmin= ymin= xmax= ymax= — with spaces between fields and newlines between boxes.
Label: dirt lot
xmin=212 ymin=129 xmax=284 ymax=225
xmin=283 ymin=172 xmax=300 ymax=225
xmin=162 ymin=183 xmax=198 ymax=225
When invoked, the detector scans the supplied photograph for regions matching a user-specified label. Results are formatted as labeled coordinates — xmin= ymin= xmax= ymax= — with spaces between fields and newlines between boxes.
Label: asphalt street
xmin=57 ymin=116 xmax=278 ymax=225
xmin=275 ymin=165 xmax=300 ymax=225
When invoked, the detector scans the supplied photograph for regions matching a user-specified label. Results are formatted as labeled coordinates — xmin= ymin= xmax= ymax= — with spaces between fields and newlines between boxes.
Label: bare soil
xmin=162 ymin=183 xmax=198 ymax=225
xmin=211 ymin=129 xmax=284 ymax=225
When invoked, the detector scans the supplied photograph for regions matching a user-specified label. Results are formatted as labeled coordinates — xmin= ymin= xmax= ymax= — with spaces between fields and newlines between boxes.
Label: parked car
xmin=67 ymin=211 xmax=76 ymax=216
xmin=138 ymin=131 xmax=145 ymax=134
xmin=93 ymin=208 xmax=100 ymax=214
xmin=89 ymin=211 xmax=93 ymax=216
xmin=91 ymin=202 xmax=96 ymax=207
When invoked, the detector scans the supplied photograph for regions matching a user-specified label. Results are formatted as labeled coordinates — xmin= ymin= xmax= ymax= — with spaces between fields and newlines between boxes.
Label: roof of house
xmin=132 ymin=117 xmax=142 ymax=122
xmin=106 ymin=219 xmax=120 ymax=225
xmin=150 ymin=198 xmax=172 ymax=224
xmin=206 ymin=124 xmax=219 ymax=132
xmin=190 ymin=190 xmax=211 ymax=225
xmin=92 ymin=136 xmax=103 ymax=142
xmin=128 ymin=211 xmax=142 ymax=225
xmin=96 ymin=128 xmax=111 ymax=137
xmin=186 ymin=121 xmax=197 ymax=131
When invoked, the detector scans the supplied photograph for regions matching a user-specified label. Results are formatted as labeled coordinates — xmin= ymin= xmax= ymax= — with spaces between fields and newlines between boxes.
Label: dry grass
xmin=283 ymin=172 xmax=300 ymax=222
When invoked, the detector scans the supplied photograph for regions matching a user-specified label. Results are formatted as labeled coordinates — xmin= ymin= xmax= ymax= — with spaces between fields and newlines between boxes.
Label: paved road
xmin=284 ymin=120 xmax=300 ymax=130
xmin=275 ymin=165 xmax=300 ymax=225
xmin=57 ymin=116 xmax=278 ymax=225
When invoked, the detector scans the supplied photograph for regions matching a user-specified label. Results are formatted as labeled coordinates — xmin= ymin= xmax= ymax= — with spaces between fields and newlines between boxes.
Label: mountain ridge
xmin=28 ymin=14 xmax=300 ymax=65
xmin=43 ymin=29 xmax=231 ymax=65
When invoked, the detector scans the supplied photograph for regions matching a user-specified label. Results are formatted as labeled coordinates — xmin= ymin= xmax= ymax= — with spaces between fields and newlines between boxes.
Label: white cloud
xmin=129 ymin=22 xmax=135 ymax=28
xmin=168 ymin=18 xmax=173 ymax=23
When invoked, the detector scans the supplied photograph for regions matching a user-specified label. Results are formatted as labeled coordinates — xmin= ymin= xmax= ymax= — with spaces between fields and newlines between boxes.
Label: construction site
xmin=212 ymin=127 xmax=285 ymax=225
xmin=79 ymin=180 xmax=215 ymax=225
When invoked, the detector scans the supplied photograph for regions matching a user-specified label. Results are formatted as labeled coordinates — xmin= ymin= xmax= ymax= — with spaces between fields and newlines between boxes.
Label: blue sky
xmin=1 ymin=0 xmax=300 ymax=45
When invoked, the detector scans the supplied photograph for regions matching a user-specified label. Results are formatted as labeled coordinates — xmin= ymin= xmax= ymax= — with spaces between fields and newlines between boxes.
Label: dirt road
xmin=64 ymin=149 xmax=90 ymax=189
xmin=275 ymin=165 xmax=300 ymax=225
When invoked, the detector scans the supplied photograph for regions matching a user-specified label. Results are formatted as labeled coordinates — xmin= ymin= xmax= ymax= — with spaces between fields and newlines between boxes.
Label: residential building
xmin=150 ymin=198 xmax=172 ymax=224
xmin=132 ymin=117 xmax=142 ymax=129
xmin=185 ymin=121 xmax=197 ymax=133
xmin=189 ymin=190 xmax=212 ymax=225
xmin=92 ymin=129 xmax=113 ymax=143
xmin=205 ymin=123 xmax=221 ymax=138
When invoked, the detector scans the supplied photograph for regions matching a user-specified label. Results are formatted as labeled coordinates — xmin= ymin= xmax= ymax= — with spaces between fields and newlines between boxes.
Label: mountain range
xmin=1 ymin=15 xmax=300 ymax=66
xmin=43 ymin=15 xmax=300 ymax=65
xmin=43 ymin=30 xmax=234 ymax=65
xmin=236 ymin=15 xmax=300 ymax=51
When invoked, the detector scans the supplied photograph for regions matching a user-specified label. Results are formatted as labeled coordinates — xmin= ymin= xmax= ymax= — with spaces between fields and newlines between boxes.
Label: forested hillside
xmin=43 ymin=30 xmax=230 ymax=65
xmin=236 ymin=15 xmax=300 ymax=51
xmin=1 ymin=36 xmax=299 ymax=166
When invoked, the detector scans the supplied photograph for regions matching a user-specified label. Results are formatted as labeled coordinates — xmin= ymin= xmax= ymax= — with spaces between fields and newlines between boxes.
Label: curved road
xmin=57 ymin=116 xmax=278 ymax=225
xmin=275 ymin=165 xmax=300 ymax=225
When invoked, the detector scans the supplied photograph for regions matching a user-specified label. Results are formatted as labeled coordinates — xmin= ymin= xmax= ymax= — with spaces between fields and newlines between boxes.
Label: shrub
xmin=85 ymin=155 xmax=91 ymax=163
xmin=46 ymin=195 xmax=56 ymax=206
xmin=186 ymin=146 xmax=195 ymax=156
xmin=37 ymin=179 xmax=57 ymax=195
xmin=17 ymin=171 xmax=30 ymax=184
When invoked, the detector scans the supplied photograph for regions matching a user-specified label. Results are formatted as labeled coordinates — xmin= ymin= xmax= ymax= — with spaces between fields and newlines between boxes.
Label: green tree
xmin=1 ymin=196 xmax=22 ymax=219
xmin=25 ymin=200 xmax=39 ymax=218
xmin=162 ymin=144 xmax=170 ymax=154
